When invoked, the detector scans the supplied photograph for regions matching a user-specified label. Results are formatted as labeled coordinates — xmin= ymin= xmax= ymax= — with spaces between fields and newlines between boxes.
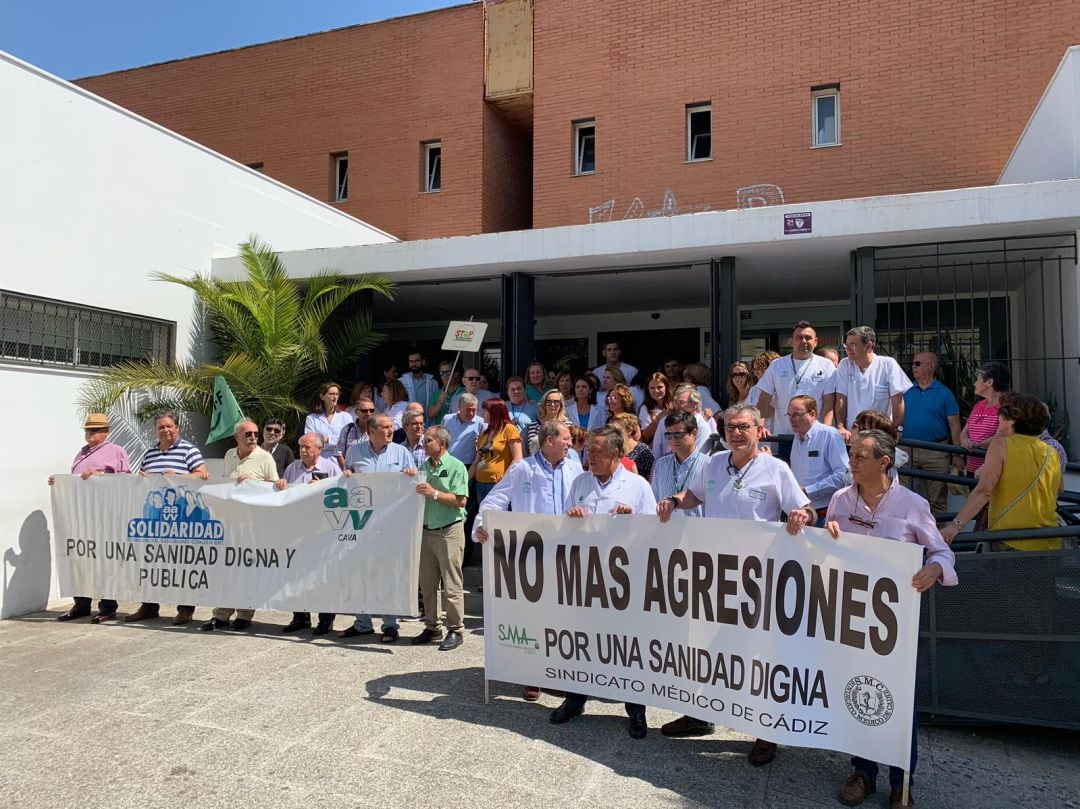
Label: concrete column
xmin=500 ymin=272 xmax=534 ymax=382
xmin=709 ymin=257 xmax=738 ymax=407
xmin=852 ymin=246 xmax=876 ymax=327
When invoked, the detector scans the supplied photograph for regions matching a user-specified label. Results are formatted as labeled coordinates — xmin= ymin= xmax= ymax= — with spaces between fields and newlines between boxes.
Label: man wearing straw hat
xmin=48 ymin=413 xmax=131 ymax=623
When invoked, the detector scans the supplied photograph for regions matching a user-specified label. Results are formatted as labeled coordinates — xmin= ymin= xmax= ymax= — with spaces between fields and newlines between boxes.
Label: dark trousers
xmin=138 ymin=602 xmax=195 ymax=614
xmin=563 ymin=692 xmax=645 ymax=718
xmin=293 ymin=611 xmax=335 ymax=628
xmin=462 ymin=478 xmax=479 ymax=567
xmin=73 ymin=596 xmax=117 ymax=614
xmin=852 ymin=713 xmax=918 ymax=791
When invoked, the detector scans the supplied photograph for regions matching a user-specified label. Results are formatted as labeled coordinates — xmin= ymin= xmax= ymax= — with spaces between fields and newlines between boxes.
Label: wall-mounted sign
xmin=784 ymin=212 xmax=812 ymax=235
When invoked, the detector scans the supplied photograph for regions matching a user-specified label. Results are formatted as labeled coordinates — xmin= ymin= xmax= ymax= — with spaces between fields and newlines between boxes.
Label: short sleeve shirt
xmin=474 ymin=423 xmax=522 ymax=483
xmin=689 ymin=451 xmax=809 ymax=521
xmin=834 ymin=355 xmax=913 ymax=428
xmin=422 ymin=453 xmax=469 ymax=528
xmin=223 ymin=446 xmax=279 ymax=481
xmin=753 ymin=354 xmax=836 ymax=434
xmin=903 ymin=380 xmax=960 ymax=442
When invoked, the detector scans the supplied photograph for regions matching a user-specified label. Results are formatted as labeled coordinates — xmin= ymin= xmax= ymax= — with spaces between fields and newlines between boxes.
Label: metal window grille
xmin=869 ymin=233 xmax=1078 ymax=453
xmin=0 ymin=290 xmax=174 ymax=369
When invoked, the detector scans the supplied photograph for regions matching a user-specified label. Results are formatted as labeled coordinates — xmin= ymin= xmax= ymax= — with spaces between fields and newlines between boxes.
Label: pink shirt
xmin=70 ymin=442 xmax=132 ymax=475
xmin=965 ymin=399 xmax=999 ymax=473
xmin=826 ymin=482 xmax=958 ymax=586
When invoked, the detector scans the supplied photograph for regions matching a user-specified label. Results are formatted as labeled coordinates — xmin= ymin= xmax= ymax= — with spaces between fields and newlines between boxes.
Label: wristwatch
xmin=951 ymin=518 xmax=964 ymax=527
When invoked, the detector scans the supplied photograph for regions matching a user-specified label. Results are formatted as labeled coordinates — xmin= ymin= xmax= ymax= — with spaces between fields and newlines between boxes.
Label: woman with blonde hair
xmin=613 ymin=412 xmax=654 ymax=482
xmin=604 ymin=384 xmax=635 ymax=421
xmin=380 ymin=379 xmax=409 ymax=429
xmin=525 ymin=361 xmax=548 ymax=403
xmin=525 ymin=389 xmax=569 ymax=454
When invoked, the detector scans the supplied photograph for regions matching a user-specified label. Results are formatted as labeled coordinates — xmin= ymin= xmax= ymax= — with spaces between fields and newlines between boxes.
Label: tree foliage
xmin=79 ymin=237 xmax=395 ymax=438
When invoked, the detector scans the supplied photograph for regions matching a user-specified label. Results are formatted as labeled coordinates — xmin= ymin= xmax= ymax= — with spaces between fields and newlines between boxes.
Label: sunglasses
xmin=848 ymin=514 xmax=877 ymax=529
xmin=912 ymin=361 xmax=924 ymax=367
xmin=264 ymin=426 xmax=283 ymax=434
xmin=440 ymin=370 xmax=452 ymax=376
xmin=242 ymin=431 xmax=259 ymax=437
xmin=663 ymin=431 xmax=689 ymax=440
xmin=730 ymin=372 xmax=748 ymax=378
xmin=84 ymin=427 xmax=107 ymax=434
xmin=464 ymin=376 xmax=481 ymax=381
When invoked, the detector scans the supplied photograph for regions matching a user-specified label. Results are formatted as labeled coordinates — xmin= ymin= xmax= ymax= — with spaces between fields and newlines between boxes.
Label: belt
xmin=424 ymin=520 xmax=462 ymax=532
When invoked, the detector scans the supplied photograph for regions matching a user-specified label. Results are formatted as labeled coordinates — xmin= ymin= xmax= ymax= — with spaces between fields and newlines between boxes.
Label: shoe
xmin=230 ymin=619 xmax=252 ymax=631
xmin=839 ymin=771 xmax=876 ymax=806
xmin=748 ymin=738 xmax=777 ymax=766
xmin=549 ymin=700 xmax=584 ymax=724
xmin=57 ymin=608 xmax=92 ymax=622
xmin=124 ymin=607 xmax=159 ymax=623
xmin=200 ymin=618 xmax=229 ymax=632
xmin=282 ymin=619 xmax=311 ymax=633
xmin=661 ymin=715 xmax=715 ymax=737
xmin=888 ymin=788 xmax=914 ymax=808
xmin=90 ymin=611 xmax=116 ymax=624
xmin=337 ymin=626 xmax=375 ymax=638
xmin=380 ymin=627 xmax=399 ymax=643
xmin=628 ymin=713 xmax=648 ymax=739
xmin=438 ymin=631 xmax=464 ymax=651
xmin=522 ymin=686 xmax=541 ymax=702
xmin=311 ymin=623 xmax=333 ymax=636
xmin=411 ymin=628 xmax=444 ymax=646
xmin=173 ymin=608 xmax=194 ymax=626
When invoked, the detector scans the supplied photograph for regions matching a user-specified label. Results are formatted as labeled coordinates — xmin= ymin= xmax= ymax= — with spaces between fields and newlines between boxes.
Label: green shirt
xmin=431 ymin=384 xmax=465 ymax=423
xmin=422 ymin=452 xmax=468 ymax=528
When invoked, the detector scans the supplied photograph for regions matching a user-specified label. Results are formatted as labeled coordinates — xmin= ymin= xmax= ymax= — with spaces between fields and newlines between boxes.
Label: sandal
xmin=381 ymin=627 xmax=399 ymax=644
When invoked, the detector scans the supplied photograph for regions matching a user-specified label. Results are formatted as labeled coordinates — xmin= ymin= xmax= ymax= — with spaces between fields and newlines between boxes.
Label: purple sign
xmin=784 ymin=212 xmax=812 ymax=235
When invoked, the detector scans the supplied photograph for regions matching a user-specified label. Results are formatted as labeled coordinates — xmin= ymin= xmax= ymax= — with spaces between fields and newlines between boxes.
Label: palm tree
xmin=79 ymin=236 xmax=395 ymax=438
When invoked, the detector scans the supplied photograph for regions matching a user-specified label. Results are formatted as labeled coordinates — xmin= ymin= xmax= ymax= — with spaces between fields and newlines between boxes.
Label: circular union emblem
xmin=843 ymin=676 xmax=894 ymax=727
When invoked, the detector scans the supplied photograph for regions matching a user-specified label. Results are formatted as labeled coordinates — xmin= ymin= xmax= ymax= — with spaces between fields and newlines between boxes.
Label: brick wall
xmin=531 ymin=0 xmax=1080 ymax=228
xmin=482 ymin=103 xmax=533 ymax=233
xmin=77 ymin=5 xmax=486 ymax=241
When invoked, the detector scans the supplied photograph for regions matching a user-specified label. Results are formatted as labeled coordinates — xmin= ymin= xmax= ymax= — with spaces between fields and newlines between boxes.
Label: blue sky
xmin=0 ymin=1 xmax=464 ymax=79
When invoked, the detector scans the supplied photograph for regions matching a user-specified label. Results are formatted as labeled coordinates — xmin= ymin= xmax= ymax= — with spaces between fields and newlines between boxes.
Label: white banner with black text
xmin=482 ymin=513 xmax=921 ymax=768
xmin=51 ymin=473 xmax=422 ymax=614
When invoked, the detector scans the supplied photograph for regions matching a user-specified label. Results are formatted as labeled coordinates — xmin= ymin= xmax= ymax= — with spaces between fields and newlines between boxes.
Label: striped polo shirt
xmin=139 ymin=439 xmax=205 ymax=474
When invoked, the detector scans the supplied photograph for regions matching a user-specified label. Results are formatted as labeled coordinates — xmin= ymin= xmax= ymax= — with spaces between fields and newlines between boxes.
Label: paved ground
xmin=2 ymin=581 xmax=1079 ymax=809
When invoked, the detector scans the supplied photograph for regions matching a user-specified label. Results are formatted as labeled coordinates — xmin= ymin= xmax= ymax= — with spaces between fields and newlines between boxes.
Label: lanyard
xmin=792 ymin=355 xmax=811 ymax=388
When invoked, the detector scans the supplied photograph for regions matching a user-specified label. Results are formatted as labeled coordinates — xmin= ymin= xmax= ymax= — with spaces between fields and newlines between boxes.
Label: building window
xmin=333 ymin=153 xmax=349 ymax=201
xmin=0 ymin=290 xmax=174 ymax=369
xmin=423 ymin=142 xmax=442 ymax=192
xmin=812 ymin=86 xmax=840 ymax=147
xmin=686 ymin=103 xmax=712 ymax=161
xmin=574 ymin=120 xmax=595 ymax=175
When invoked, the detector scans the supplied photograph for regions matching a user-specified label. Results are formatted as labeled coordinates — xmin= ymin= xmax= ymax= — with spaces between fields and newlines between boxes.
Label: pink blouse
xmin=964 ymin=399 xmax=999 ymax=473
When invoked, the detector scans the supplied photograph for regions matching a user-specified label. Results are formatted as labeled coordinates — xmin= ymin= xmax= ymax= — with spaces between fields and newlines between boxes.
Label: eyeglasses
xmin=663 ymin=430 xmax=689 ymax=440
xmin=264 ymin=426 xmax=283 ymax=434
xmin=847 ymin=514 xmax=877 ymax=529
xmin=422 ymin=437 xmax=439 ymax=444
xmin=543 ymin=400 xmax=562 ymax=407
xmin=464 ymin=376 xmax=481 ymax=381
xmin=242 ymin=431 xmax=259 ymax=437
xmin=725 ymin=423 xmax=755 ymax=433
xmin=786 ymin=411 xmax=809 ymax=418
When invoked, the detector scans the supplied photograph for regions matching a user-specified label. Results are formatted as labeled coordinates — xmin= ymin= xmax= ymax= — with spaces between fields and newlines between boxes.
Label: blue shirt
xmin=902 ymin=380 xmax=959 ymax=442
xmin=443 ymin=414 xmax=487 ymax=464
xmin=345 ymin=440 xmax=415 ymax=472
xmin=473 ymin=451 xmax=584 ymax=540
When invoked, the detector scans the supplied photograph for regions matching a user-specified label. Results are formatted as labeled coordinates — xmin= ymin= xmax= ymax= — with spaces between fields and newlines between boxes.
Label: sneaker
xmin=839 ymin=771 xmax=876 ymax=806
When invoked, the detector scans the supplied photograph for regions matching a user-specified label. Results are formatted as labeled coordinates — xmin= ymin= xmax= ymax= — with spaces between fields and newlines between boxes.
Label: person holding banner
xmin=474 ymin=420 xmax=584 ymax=700
xmin=826 ymin=429 xmax=957 ymax=809
xmin=202 ymin=420 xmax=279 ymax=632
xmin=125 ymin=412 xmax=209 ymax=625
xmin=339 ymin=412 xmax=417 ymax=643
xmin=412 ymin=425 xmax=470 ymax=651
xmin=656 ymin=403 xmax=815 ymax=765
xmin=277 ymin=433 xmax=342 ymax=635
xmin=50 ymin=413 xmax=131 ymax=623
xmin=551 ymin=424 xmax=656 ymax=739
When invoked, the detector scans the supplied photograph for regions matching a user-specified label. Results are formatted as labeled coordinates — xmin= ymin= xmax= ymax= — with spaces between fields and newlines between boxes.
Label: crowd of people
xmin=51 ymin=328 xmax=1070 ymax=809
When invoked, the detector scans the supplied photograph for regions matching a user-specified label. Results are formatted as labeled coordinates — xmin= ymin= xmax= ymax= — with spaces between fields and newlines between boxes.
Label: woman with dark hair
xmin=942 ymin=392 xmax=1063 ymax=550
xmin=304 ymin=382 xmax=353 ymax=459
xmin=471 ymin=398 xmax=524 ymax=504
xmin=639 ymin=372 xmax=674 ymax=448
xmin=555 ymin=371 xmax=575 ymax=401
xmin=727 ymin=361 xmax=753 ymax=405
xmin=381 ymin=378 xmax=409 ymax=429
xmin=346 ymin=381 xmax=376 ymax=416
xmin=525 ymin=362 xmax=548 ymax=402
xmin=604 ymin=384 xmax=635 ymax=421
xmin=566 ymin=375 xmax=604 ymax=431
xmin=959 ymin=361 xmax=1011 ymax=474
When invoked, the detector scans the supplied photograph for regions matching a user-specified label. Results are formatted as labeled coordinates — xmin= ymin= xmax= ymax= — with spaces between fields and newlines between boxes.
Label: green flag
xmin=207 ymin=375 xmax=244 ymax=443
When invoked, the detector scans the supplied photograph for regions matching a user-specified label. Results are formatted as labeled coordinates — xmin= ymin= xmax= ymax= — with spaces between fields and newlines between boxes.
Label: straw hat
xmin=83 ymin=413 xmax=111 ymax=430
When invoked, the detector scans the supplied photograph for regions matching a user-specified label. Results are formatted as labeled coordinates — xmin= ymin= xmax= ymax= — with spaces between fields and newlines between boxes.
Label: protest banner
xmin=482 ymin=513 xmax=922 ymax=768
xmin=51 ymin=473 xmax=423 ymax=614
